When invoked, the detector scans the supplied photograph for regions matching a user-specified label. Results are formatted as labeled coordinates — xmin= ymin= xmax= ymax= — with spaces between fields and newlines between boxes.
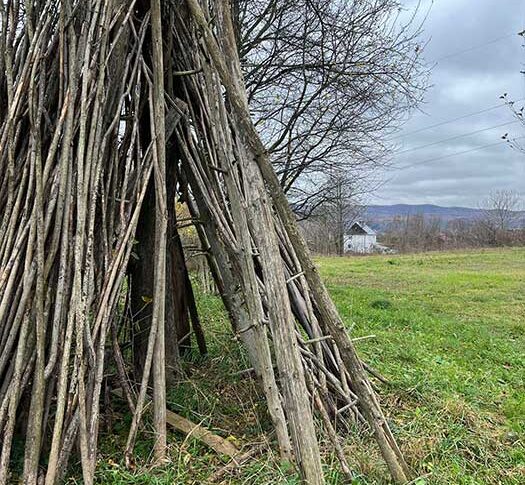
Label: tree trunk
xmin=129 ymin=176 xmax=189 ymax=386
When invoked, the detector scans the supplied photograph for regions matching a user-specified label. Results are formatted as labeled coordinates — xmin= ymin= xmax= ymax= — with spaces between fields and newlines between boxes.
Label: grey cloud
xmin=374 ymin=0 xmax=525 ymax=207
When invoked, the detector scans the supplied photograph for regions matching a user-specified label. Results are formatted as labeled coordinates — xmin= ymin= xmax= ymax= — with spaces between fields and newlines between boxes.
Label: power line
xmin=390 ymin=98 xmax=524 ymax=140
xmin=387 ymin=31 xmax=524 ymax=142
xmin=394 ymin=120 xmax=519 ymax=155
xmin=433 ymin=33 xmax=517 ymax=63
xmin=391 ymin=136 xmax=525 ymax=171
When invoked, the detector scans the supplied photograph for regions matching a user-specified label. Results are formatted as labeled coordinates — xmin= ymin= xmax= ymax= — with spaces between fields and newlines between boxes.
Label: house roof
xmin=348 ymin=221 xmax=376 ymax=236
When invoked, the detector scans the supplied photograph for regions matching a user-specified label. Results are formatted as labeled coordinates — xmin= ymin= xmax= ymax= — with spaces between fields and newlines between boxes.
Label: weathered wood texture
xmin=0 ymin=0 xmax=409 ymax=484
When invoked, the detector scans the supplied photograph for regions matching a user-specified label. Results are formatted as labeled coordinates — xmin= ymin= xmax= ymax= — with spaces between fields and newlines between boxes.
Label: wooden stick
xmin=166 ymin=409 xmax=239 ymax=458
xmin=208 ymin=443 xmax=265 ymax=482
xmin=150 ymin=0 xmax=168 ymax=462
xmin=185 ymin=0 xmax=410 ymax=480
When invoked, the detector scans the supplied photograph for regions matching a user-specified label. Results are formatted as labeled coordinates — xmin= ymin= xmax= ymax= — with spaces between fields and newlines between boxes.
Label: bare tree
xmin=382 ymin=213 xmax=443 ymax=252
xmin=324 ymin=170 xmax=364 ymax=255
xmin=234 ymin=0 xmax=429 ymax=213
xmin=299 ymin=169 xmax=364 ymax=255
xmin=380 ymin=193 xmax=524 ymax=253
xmin=501 ymin=30 xmax=525 ymax=152
xmin=479 ymin=189 xmax=522 ymax=245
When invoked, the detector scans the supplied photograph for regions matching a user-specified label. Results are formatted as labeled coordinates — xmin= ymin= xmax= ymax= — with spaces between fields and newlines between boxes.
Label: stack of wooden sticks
xmin=0 ymin=1 xmax=409 ymax=483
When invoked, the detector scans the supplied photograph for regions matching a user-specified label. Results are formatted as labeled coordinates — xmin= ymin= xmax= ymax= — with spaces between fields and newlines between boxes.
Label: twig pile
xmin=0 ymin=1 xmax=410 ymax=484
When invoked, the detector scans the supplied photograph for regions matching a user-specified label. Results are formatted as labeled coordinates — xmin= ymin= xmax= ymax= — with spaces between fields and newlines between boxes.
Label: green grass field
xmin=94 ymin=248 xmax=525 ymax=484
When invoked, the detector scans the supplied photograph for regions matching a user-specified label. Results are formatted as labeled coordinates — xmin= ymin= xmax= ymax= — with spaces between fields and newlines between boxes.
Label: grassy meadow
xmin=93 ymin=248 xmax=525 ymax=484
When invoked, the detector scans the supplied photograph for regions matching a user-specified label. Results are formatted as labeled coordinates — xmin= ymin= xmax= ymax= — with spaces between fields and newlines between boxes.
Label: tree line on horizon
xmin=301 ymin=190 xmax=525 ymax=254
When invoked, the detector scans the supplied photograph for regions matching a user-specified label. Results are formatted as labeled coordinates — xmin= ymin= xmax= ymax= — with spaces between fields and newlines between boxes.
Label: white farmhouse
xmin=344 ymin=221 xmax=377 ymax=254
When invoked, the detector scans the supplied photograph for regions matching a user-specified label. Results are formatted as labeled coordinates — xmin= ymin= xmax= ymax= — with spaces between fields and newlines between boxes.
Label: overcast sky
xmin=370 ymin=0 xmax=525 ymax=208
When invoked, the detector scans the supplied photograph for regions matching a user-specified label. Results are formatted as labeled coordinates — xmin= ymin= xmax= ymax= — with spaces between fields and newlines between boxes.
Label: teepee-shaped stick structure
xmin=0 ymin=1 xmax=409 ymax=483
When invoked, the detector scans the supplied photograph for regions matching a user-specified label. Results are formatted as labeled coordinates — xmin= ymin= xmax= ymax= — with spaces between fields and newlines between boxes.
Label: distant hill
xmin=364 ymin=204 xmax=525 ymax=232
